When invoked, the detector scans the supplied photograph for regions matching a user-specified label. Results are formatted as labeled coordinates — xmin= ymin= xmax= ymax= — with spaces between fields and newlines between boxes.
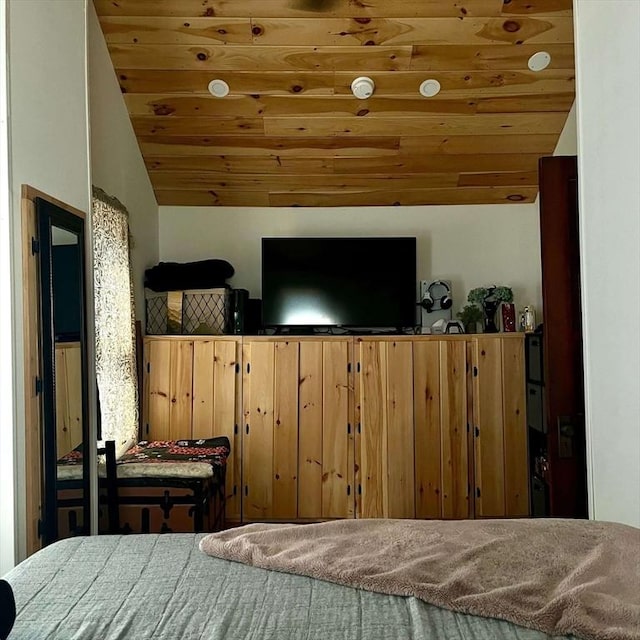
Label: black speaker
xmin=230 ymin=289 xmax=249 ymax=334
xmin=246 ymin=298 xmax=262 ymax=334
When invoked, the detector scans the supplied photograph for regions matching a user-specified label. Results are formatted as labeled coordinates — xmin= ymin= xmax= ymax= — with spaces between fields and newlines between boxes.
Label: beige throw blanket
xmin=200 ymin=519 xmax=640 ymax=640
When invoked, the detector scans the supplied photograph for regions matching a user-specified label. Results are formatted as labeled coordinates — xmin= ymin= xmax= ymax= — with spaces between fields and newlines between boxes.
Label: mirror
xmin=36 ymin=198 xmax=89 ymax=546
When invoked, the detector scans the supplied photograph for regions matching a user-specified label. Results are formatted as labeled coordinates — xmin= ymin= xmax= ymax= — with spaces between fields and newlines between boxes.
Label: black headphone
xmin=422 ymin=280 xmax=452 ymax=313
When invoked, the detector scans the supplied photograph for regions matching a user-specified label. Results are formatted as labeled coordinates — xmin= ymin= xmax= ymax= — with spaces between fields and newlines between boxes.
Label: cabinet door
xmin=298 ymin=340 xmax=353 ymax=520
xmin=192 ymin=338 xmax=241 ymax=520
xmin=357 ymin=339 xmax=415 ymax=519
xmin=242 ymin=339 xmax=353 ymax=522
xmin=473 ymin=336 xmax=528 ymax=517
xmin=144 ymin=339 xmax=193 ymax=441
xmin=414 ymin=340 xmax=469 ymax=519
xmin=242 ymin=340 xmax=299 ymax=521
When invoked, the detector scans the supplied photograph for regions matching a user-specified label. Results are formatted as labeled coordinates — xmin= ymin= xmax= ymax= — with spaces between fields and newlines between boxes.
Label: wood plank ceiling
xmin=93 ymin=0 xmax=575 ymax=207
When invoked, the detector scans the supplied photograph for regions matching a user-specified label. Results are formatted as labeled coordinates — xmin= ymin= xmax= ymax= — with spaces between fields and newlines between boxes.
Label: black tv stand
xmin=270 ymin=326 xmax=418 ymax=336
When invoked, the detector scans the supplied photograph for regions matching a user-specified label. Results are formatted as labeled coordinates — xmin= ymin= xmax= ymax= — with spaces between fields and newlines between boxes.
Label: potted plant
xmin=467 ymin=285 xmax=514 ymax=333
xmin=457 ymin=304 xmax=484 ymax=333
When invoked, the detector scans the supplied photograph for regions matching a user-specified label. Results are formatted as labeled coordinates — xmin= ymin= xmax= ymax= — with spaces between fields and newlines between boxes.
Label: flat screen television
xmin=261 ymin=237 xmax=416 ymax=329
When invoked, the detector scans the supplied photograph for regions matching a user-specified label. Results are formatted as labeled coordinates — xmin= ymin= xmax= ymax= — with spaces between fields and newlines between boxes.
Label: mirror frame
xmin=21 ymin=186 xmax=93 ymax=555
xmin=36 ymin=197 xmax=89 ymax=545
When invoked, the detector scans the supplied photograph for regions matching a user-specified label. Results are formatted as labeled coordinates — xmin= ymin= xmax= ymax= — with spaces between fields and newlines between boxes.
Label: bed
xmin=4 ymin=533 xmax=574 ymax=640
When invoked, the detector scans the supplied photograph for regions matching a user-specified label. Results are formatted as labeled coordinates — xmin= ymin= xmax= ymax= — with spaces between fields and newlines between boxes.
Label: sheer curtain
xmin=92 ymin=187 xmax=138 ymax=458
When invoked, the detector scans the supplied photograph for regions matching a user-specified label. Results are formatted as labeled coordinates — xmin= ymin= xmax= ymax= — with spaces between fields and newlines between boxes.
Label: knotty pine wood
xmin=102 ymin=16 xmax=574 ymax=47
xmin=94 ymin=0 xmax=575 ymax=207
xmin=501 ymin=338 xmax=529 ymax=517
xmin=108 ymin=44 xmax=414 ymax=71
xmin=124 ymin=93 xmax=574 ymax=118
xmin=413 ymin=341 xmax=443 ymax=519
xmin=153 ymin=186 xmax=538 ymax=207
xmin=358 ymin=340 xmax=387 ymax=518
xmin=143 ymin=334 xmax=526 ymax=522
xmin=94 ymin=0 xmax=570 ymax=19
xmin=150 ymin=149 xmax=537 ymax=173
xmin=117 ymin=69 xmax=575 ymax=97
xmin=473 ymin=337 xmax=507 ymax=517
xmin=145 ymin=339 xmax=172 ymax=440
xmin=191 ymin=338 xmax=241 ymax=519
xmin=439 ymin=340 xmax=469 ymax=519
xmin=55 ymin=343 xmax=83 ymax=459
xmin=242 ymin=341 xmax=275 ymax=520
xmin=321 ymin=340 xmax=351 ymax=518
xmin=298 ymin=342 xmax=324 ymax=519
xmin=273 ymin=341 xmax=299 ymax=519
xmin=385 ymin=341 xmax=416 ymax=518
xmin=268 ymin=187 xmax=538 ymax=207
xmin=139 ymin=134 xmax=555 ymax=158
xmin=169 ymin=340 xmax=194 ymax=440
xmin=23 ymin=195 xmax=41 ymax=556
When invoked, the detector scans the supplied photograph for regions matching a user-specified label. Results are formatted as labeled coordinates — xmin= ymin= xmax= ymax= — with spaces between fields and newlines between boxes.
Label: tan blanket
xmin=200 ymin=518 xmax=640 ymax=640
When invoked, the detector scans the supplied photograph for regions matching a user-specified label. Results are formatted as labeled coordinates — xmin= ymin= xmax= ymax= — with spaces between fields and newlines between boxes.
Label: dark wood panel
xmin=538 ymin=155 xmax=587 ymax=518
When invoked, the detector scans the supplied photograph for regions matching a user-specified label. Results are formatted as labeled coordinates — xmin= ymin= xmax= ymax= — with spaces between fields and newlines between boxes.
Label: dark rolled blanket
xmin=144 ymin=260 xmax=234 ymax=292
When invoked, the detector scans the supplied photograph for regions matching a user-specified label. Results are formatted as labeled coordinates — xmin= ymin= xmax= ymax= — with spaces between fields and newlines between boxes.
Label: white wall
xmin=0 ymin=0 xmax=16 ymax=576
xmin=88 ymin=4 xmax=158 ymax=321
xmin=7 ymin=0 xmax=91 ymax=564
xmin=159 ymin=204 xmax=543 ymax=314
xmin=554 ymin=103 xmax=577 ymax=156
xmin=574 ymin=0 xmax=640 ymax=527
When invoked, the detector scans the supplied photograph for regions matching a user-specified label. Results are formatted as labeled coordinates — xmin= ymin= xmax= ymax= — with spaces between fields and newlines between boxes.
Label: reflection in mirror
xmin=36 ymin=198 xmax=89 ymax=547
xmin=51 ymin=226 xmax=86 ymax=540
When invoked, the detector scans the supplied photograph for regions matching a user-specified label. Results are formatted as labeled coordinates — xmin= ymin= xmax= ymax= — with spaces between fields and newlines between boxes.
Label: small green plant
xmin=468 ymin=285 xmax=513 ymax=305
xmin=457 ymin=304 xmax=484 ymax=332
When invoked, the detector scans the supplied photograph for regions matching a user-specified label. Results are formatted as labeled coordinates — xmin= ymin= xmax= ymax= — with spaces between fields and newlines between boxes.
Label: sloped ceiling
xmin=93 ymin=0 xmax=575 ymax=207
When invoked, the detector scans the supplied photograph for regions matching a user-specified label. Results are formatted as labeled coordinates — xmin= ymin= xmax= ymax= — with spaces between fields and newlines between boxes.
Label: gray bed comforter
xmin=4 ymin=534 xmax=574 ymax=640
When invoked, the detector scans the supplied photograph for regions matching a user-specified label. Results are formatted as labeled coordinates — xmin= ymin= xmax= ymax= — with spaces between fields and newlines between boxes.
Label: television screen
xmin=261 ymin=237 xmax=416 ymax=329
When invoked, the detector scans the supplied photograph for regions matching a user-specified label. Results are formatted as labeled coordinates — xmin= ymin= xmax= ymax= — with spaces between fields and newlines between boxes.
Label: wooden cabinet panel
xmin=192 ymin=339 xmax=241 ymax=520
xmin=298 ymin=342 xmax=323 ymax=518
xmin=359 ymin=340 xmax=387 ymax=518
xmin=145 ymin=339 xmax=172 ymax=440
xmin=386 ymin=341 xmax=415 ymax=518
xmin=414 ymin=341 xmax=442 ymax=519
xmin=64 ymin=344 xmax=83 ymax=453
xmin=321 ymin=340 xmax=350 ymax=518
xmin=473 ymin=336 xmax=528 ymax=518
xmin=145 ymin=339 xmax=194 ymax=441
xmin=242 ymin=341 xmax=275 ymax=520
xmin=502 ymin=338 xmax=529 ymax=516
xmin=358 ymin=339 xmax=419 ymax=519
xmin=273 ymin=341 xmax=299 ymax=519
xmin=169 ymin=340 xmax=194 ymax=440
xmin=473 ymin=337 xmax=506 ymax=517
xmin=244 ymin=338 xmax=352 ymax=521
xmin=440 ymin=341 xmax=468 ymax=519
xmin=414 ymin=340 xmax=469 ymax=520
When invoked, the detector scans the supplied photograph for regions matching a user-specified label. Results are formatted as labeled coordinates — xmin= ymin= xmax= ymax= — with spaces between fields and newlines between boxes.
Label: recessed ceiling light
xmin=351 ymin=76 xmax=375 ymax=100
xmin=208 ymin=79 xmax=230 ymax=98
xmin=528 ymin=51 xmax=551 ymax=72
xmin=419 ymin=79 xmax=441 ymax=98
